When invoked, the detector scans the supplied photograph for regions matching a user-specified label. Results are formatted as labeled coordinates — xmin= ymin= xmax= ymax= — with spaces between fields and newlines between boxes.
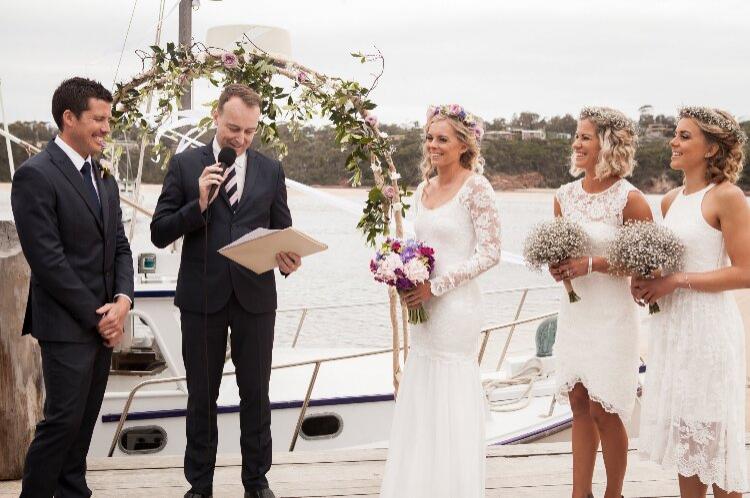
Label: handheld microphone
xmin=207 ymin=146 xmax=238 ymax=202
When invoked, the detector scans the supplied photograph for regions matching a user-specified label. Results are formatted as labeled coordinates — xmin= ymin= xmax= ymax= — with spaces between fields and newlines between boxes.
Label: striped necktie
xmin=224 ymin=163 xmax=239 ymax=211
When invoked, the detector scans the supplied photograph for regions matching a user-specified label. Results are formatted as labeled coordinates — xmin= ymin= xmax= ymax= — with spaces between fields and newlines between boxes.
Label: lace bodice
xmin=413 ymin=174 xmax=502 ymax=297
xmin=556 ymin=178 xmax=637 ymax=255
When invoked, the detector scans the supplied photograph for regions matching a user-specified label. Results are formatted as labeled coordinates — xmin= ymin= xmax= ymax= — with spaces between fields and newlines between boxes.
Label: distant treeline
xmin=2 ymin=116 xmax=749 ymax=193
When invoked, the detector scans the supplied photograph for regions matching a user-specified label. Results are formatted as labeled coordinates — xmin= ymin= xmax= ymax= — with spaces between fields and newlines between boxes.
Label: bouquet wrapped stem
xmin=404 ymin=299 xmax=429 ymax=324
xmin=562 ymin=278 xmax=580 ymax=303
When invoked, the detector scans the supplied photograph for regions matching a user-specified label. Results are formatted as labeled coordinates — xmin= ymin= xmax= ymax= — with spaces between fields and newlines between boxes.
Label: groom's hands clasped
xmin=402 ymin=281 xmax=433 ymax=309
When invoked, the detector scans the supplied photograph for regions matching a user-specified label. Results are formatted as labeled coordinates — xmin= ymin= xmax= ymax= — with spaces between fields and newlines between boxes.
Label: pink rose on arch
xmin=297 ymin=71 xmax=308 ymax=83
xmin=221 ymin=52 xmax=240 ymax=69
xmin=382 ymin=185 xmax=396 ymax=199
xmin=365 ymin=113 xmax=378 ymax=127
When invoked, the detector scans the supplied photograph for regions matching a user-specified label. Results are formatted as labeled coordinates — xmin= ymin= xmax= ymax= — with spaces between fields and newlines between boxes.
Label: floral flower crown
xmin=579 ymin=106 xmax=637 ymax=135
xmin=678 ymin=106 xmax=748 ymax=145
xmin=427 ymin=104 xmax=485 ymax=141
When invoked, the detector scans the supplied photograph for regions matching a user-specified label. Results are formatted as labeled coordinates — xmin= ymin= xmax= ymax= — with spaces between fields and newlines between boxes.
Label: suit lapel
xmin=47 ymin=140 xmax=103 ymax=232
xmin=200 ymin=144 xmax=232 ymax=210
xmin=93 ymin=161 xmax=110 ymax=236
xmin=236 ymin=149 xmax=258 ymax=212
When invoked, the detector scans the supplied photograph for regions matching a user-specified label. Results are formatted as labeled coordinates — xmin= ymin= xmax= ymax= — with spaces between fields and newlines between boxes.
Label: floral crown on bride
xmin=427 ymin=104 xmax=485 ymax=141
xmin=679 ymin=106 xmax=748 ymax=145
xmin=579 ymin=106 xmax=637 ymax=135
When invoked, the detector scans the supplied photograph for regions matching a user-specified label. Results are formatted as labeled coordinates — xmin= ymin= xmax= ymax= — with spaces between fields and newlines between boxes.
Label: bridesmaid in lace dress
xmin=379 ymin=105 xmax=501 ymax=498
xmin=632 ymin=107 xmax=750 ymax=498
xmin=551 ymin=107 xmax=652 ymax=498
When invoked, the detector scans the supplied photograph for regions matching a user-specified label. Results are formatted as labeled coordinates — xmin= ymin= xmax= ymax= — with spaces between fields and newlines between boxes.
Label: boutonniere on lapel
xmin=99 ymin=159 xmax=112 ymax=180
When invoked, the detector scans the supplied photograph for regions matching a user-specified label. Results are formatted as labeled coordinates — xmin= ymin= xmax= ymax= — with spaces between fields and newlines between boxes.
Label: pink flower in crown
xmin=365 ymin=113 xmax=378 ymax=127
xmin=474 ymin=125 xmax=485 ymax=141
xmin=221 ymin=52 xmax=240 ymax=69
xmin=382 ymin=185 xmax=396 ymax=199
xmin=448 ymin=104 xmax=463 ymax=115
xmin=426 ymin=106 xmax=438 ymax=122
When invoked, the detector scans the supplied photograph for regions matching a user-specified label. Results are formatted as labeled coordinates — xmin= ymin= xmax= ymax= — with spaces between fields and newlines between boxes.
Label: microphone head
xmin=218 ymin=147 xmax=237 ymax=167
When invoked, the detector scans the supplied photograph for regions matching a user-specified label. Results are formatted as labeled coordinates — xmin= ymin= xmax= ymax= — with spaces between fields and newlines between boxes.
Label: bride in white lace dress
xmin=379 ymin=105 xmax=501 ymax=498
xmin=632 ymin=107 xmax=750 ymax=498
xmin=551 ymin=107 xmax=652 ymax=498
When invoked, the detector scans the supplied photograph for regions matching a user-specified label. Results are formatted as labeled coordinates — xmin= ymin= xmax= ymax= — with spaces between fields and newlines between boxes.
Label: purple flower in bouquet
xmin=370 ymin=238 xmax=436 ymax=323
xmin=364 ymin=113 xmax=379 ymax=128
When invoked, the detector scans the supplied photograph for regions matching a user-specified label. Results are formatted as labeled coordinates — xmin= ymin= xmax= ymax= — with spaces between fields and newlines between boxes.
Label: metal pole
xmin=0 ymin=79 xmax=15 ymax=179
xmin=128 ymin=0 xmax=166 ymax=240
xmin=495 ymin=289 xmax=529 ymax=371
xmin=289 ymin=362 xmax=321 ymax=451
xmin=178 ymin=0 xmax=192 ymax=110
xmin=291 ymin=308 xmax=308 ymax=348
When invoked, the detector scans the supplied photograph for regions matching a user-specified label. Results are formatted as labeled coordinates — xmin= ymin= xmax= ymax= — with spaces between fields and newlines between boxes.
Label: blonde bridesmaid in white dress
xmin=633 ymin=107 xmax=750 ymax=498
xmin=551 ymin=107 xmax=652 ymax=498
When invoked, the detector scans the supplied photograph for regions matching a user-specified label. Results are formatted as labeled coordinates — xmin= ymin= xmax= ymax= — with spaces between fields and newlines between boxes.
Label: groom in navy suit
xmin=150 ymin=84 xmax=300 ymax=498
xmin=11 ymin=77 xmax=134 ymax=497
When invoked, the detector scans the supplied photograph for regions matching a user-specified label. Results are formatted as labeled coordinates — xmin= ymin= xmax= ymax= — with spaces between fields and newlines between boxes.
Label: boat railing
xmin=278 ymin=284 xmax=558 ymax=348
xmin=108 ymin=306 xmax=558 ymax=456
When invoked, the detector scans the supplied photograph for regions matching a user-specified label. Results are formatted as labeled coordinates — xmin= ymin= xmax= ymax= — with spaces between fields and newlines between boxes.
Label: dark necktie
xmin=81 ymin=161 xmax=102 ymax=215
xmin=224 ymin=163 xmax=239 ymax=211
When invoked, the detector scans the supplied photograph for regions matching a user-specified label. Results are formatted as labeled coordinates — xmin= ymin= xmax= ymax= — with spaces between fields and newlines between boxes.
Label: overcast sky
xmin=1 ymin=0 xmax=748 ymax=125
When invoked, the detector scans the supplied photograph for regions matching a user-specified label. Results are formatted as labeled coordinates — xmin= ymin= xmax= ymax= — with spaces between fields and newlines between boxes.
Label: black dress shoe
xmin=244 ymin=488 xmax=276 ymax=498
xmin=184 ymin=491 xmax=212 ymax=498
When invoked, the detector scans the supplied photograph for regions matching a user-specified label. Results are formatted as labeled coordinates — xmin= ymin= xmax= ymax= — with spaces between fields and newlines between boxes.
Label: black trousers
xmin=21 ymin=340 xmax=112 ymax=498
xmin=181 ymin=293 xmax=275 ymax=494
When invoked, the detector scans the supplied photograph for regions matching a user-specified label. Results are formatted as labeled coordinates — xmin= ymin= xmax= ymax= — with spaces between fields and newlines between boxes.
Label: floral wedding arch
xmin=112 ymin=41 xmax=411 ymax=392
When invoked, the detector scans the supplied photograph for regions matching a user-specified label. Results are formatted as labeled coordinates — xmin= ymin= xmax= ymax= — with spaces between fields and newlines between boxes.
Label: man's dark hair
xmin=217 ymin=84 xmax=262 ymax=113
xmin=51 ymin=77 xmax=113 ymax=131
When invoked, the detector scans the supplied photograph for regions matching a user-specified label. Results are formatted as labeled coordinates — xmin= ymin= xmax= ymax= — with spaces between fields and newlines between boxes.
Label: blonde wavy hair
xmin=419 ymin=114 xmax=484 ymax=184
xmin=679 ymin=107 xmax=746 ymax=184
xmin=569 ymin=106 xmax=638 ymax=180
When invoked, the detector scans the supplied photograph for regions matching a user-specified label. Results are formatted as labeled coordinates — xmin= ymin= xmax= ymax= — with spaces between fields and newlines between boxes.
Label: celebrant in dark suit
xmin=150 ymin=83 xmax=300 ymax=498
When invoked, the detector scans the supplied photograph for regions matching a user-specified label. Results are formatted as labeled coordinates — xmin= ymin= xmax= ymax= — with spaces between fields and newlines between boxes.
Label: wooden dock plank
xmin=1 ymin=441 xmax=748 ymax=497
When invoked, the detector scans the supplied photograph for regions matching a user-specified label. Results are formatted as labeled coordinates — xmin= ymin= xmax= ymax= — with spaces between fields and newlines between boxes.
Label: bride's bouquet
xmin=523 ymin=218 xmax=590 ymax=303
xmin=607 ymin=220 xmax=684 ymax=314
xmin=370 ymin=238 xmax=436 ymax=324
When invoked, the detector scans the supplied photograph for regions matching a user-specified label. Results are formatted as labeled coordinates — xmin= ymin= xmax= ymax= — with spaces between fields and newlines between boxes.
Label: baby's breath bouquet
xmin=523 ymin=218 xmax=590 ymax=303
xmin=607 ymin=220 xmax=684 ymax=314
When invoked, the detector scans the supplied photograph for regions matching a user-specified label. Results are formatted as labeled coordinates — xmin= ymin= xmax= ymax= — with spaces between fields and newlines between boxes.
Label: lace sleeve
xmin=429 ymin=175 xmax=502 ymax=296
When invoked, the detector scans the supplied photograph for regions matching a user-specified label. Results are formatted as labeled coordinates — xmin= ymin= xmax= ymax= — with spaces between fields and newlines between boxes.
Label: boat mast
xmin=0 ymin=78 xmax=15 ymax=179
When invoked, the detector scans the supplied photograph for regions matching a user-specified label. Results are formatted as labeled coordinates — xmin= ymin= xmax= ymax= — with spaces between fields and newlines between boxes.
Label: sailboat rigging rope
xmin=112 ymin=0 xmax=140 ymax=89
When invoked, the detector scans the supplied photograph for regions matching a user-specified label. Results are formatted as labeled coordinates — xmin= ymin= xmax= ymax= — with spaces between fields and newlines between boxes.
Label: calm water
xmin=0 ymin=183 xmax=663 ymax=362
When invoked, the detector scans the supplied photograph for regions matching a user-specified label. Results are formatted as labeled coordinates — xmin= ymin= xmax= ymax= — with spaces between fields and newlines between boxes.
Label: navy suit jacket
xmin=150 ymin=142 xmax=292 ymax=314
xmin=11 ymin=139 xmax=135 ymax=343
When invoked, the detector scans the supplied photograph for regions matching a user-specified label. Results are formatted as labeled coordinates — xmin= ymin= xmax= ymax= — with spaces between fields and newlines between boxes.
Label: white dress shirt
xmin=54 ymin=135 xmax=132 ymax=306
xmin=212 ymin=137 xmax=247 ymax=201
xmin=55 ymin=135 xmax=99 ymax=199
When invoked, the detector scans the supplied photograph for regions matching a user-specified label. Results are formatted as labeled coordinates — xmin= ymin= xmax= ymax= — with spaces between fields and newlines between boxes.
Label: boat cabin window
xmin=300 ymin=413 xmax=343 ymax=440
xmin=118 ymin=425 xmax=168 ymax=454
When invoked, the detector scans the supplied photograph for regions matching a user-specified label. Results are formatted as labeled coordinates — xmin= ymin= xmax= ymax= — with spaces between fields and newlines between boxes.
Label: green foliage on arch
xmin=111 ymin=41 xmax=408 ymax=244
